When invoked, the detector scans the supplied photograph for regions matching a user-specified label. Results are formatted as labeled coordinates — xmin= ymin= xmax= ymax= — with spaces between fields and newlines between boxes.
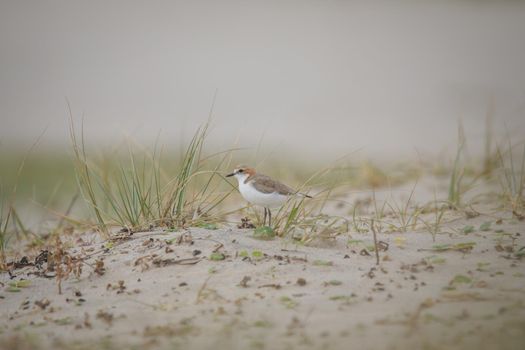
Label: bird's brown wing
xmin=249 ymin=174 xmax=295 ymax=195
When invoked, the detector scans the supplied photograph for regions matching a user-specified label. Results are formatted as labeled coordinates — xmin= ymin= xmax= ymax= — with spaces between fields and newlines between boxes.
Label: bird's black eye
xmin=238 ymin=169 xmax=244 ymax=173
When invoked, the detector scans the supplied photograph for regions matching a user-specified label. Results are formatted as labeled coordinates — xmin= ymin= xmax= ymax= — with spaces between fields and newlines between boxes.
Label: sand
xmin=1 ymin=179 xmax=525 ymax=350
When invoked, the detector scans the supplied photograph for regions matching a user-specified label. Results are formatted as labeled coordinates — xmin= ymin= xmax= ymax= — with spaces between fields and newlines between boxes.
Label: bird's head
xmin=226 ymin=166 xmax=255 ymax=181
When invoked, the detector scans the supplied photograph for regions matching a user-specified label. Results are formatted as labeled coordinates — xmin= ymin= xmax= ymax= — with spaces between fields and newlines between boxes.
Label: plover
xmin=226 ymin=166 xmax=312 ymax=226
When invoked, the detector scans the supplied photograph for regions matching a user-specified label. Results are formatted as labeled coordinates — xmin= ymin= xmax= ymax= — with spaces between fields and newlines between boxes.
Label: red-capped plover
xmin=226 ymin=166 xmax=312 ymax=226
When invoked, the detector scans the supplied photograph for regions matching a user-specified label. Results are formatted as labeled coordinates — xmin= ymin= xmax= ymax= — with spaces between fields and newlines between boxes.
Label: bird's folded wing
xmin=251 ymin=175 xmax=295 ymax=195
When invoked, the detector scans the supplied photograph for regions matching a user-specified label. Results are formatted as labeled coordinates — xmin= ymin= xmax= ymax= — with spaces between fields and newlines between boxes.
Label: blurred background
xmin=1 ymin=0 xmax=524 ymax=158
xmin=1 ymin=0 xmax=525 ymax=212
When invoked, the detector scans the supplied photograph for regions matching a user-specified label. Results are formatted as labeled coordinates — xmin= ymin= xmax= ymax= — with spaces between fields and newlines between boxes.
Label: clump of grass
xmin=386 ymin=181 xmax=421 ymax=232
xmin=0 ymin=142 xmax=39 ymax=268
xmin=69 ymin=115 xmax=232 ymax=235
xmin=418 ymin=193 xmax=448 ymax=242
xmin=371 ymin=190 xmax=387 ymax=224
xmin=69 ymin=116 xmax=107 ymax=234
xmin=350 ymin=191 xmax=386 ymax=234
xmin=163 ymin=123 xmax=209 ymax=223
xmin=496 ymin=140 xmax=525 ymax=217
xmin=268 ymin=156 xmax=411 ymax=243
xmin=351 ymin=204 xmax=369 ymax=233
xmin=0 ymin=205 xmax=30 ymax=270
xmin=269 ymin=162 xmax=349 ymax=243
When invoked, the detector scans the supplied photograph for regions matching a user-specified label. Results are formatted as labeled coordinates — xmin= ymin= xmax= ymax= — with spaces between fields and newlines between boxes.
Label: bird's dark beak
xmin=226 ymin=172 xmax=235 ymax=177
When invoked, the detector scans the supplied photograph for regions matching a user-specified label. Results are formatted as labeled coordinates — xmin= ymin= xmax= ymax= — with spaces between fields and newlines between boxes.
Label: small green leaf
xmin=431 ymin=244 xmax=451 ymax=251
xmin=251 ymin=250 xmax=264 ymax=259
xmin=253 ymin=226 xmax=275 ymax=240
xmin=424 ymin=255 xmax=446 ymax=265
xmin=450 ymin=274 xmax=472 ymax=285
xmin=454 ymin=242 xmax=476 ymax=250
xmin=209 ymin=252 xmax=225 ymax=261
xmin=476 ymin=262 xmax=490 ymax=271
xmin=279 ymin=296 xmax=298 ymax=309
xmin=479 ymin=222 xmax=491 ymax=232
xmin=325 ymin=280 xmax=342 ymax=286
xmin=54 ymin=317 xmax=72 ymax=326
xmin=462 ymin=225 xmax=475 ymax=234
xmin=6 ymin=286 xmax=21 ymax=292
xmin=313 ymin=260 xmax=333 ymax=266
xmin=329 ymin=295 xmax=356 ymax=303
xmin=8 ymin=280 xmax=31 ymax=288
xmin=238 ymin=250 xmax=249 ymax=258
xmin=515 ymin=246 xmax=525 ymax=258
xmin=347 ymin=239 xmax=363 ymax=245
xmin=253 ymin=320 xmax=272 ymax=328
xmin=365 ymin=245 xmax=376 ymax=252
xmin=199 ymin=223 xmax=218 ymax=230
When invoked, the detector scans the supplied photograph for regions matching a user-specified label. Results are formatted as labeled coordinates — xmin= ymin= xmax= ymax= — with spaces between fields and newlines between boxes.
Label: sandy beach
xmin=2 ymin=177 xmax=524 ymax=350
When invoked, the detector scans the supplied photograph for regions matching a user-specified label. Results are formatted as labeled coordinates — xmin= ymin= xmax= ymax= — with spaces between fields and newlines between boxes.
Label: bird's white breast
xmin=238 ymin=180 xmax=288 ymax=208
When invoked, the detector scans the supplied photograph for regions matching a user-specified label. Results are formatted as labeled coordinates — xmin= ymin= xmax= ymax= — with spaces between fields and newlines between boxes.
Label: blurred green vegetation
xmin=0 ymin=149 xmax=77 ymax=204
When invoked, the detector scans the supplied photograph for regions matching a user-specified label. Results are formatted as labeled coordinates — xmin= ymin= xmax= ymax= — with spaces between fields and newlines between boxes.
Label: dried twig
xmin=371 ymin=219 xmax=380 ymax=265
xmin=195 ymin=275 xmax=212 ymax=304
xmin=153 ymin=257 xmax=202 ymax=267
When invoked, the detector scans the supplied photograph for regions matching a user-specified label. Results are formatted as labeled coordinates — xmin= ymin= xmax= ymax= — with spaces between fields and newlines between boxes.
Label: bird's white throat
xmin=232 ymin=172 xmax=250 ymax=184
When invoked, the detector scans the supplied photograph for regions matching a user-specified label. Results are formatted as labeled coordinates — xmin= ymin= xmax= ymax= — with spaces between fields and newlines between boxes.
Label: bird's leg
xmin=263 ymin=207 xmax=267 ymax=226
xmin=268 ymin=209 xmax=272 ymax=227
